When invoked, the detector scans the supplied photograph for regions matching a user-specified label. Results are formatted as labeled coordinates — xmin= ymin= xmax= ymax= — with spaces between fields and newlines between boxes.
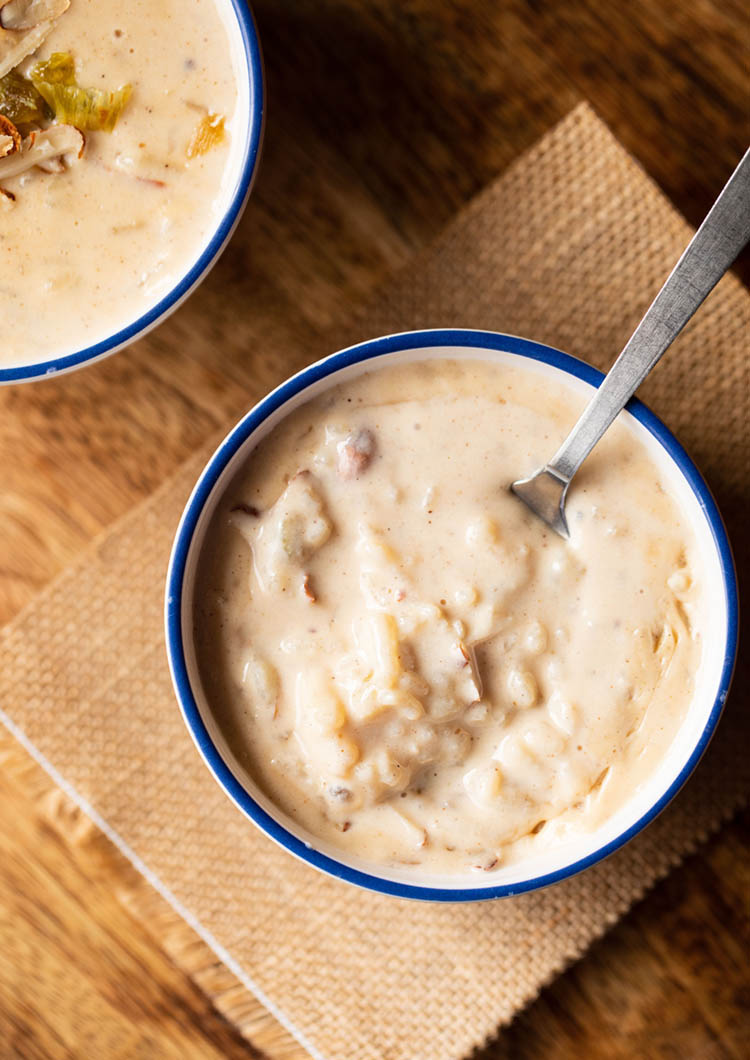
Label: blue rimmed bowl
xmin=1 ymin=0 xmax=264 ymax=386
xmin=166 ymin=329 xmax=738 ymax=902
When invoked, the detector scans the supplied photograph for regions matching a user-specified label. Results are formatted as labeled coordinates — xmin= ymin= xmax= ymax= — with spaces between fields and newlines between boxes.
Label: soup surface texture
xmin=194 ymin=358 xmax=705 ymax=875
xmin=0 ymin=0 xmax=241 ymax=365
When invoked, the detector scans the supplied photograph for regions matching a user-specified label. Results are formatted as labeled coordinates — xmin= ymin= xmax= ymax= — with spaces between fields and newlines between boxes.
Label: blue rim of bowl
xmin=0 ymin=0 xmax=265 ymax=385
xmin=165 ymin=328 xmax=739 ymax=902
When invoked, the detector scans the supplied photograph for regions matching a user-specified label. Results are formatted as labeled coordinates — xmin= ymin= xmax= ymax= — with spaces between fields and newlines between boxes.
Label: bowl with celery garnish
xmin=0 ymin=0 xmax=264 ymax=383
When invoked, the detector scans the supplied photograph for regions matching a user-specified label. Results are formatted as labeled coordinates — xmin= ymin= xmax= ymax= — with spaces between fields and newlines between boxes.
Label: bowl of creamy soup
xmin=0 ymin=0 xmax=263 ymax=383
xmin=166 ymin=330 xmax=738 ymax=901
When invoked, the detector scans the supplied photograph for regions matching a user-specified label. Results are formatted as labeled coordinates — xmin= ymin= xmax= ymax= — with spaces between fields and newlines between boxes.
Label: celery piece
xmin=187 ymin=112 xmax=225 ymax=158
xmin=31 ymin=52 xmax=132 ymax=132
xmin=30 ymin=50 xmax=75 ymax=84
xmin=0 ymin=69 xmax=49 ymax=124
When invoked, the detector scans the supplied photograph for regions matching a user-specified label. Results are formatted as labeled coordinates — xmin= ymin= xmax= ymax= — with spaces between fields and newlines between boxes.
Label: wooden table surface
xmin=1 ymin=1 xmax=749 ymax=1057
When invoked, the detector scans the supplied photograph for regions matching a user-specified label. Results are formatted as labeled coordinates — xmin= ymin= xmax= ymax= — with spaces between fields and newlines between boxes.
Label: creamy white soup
xmin=194 ymin=358 xmax=705 ymax=874
xmin=0 ymin=0 xmax=242 ymax=366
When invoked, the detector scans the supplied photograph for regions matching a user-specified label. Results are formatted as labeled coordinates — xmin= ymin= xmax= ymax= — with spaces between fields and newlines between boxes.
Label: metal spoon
xmin=511 ymin=147 xmax=750 ymax=538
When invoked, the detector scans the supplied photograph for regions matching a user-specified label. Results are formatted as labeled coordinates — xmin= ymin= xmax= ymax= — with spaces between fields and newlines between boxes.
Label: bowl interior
xmin=171 ymin=337 xmax=733 ymax=898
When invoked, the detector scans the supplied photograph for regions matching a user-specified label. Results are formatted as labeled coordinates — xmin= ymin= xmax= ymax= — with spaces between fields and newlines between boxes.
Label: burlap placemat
xmin=1 ymin=104 xmax=748 ymax=1060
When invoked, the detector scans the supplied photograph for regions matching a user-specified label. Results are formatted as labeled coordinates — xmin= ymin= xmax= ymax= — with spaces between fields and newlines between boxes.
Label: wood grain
xmin=0 ymin=733 xmax=260 ymax=1060
xmin=482 ymin=810 xmax=750 ymax=1059
xmin=0 ymin=1 xmax=748 ymax=1057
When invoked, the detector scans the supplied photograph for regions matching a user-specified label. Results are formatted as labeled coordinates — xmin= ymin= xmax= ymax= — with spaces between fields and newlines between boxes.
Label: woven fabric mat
xmin=1 ymin=104 xmax=748 ymax=1060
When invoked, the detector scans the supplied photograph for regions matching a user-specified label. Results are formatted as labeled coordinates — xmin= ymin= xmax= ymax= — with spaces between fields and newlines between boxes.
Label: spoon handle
xmin=548 ymin=146 xmax=750 ymax=484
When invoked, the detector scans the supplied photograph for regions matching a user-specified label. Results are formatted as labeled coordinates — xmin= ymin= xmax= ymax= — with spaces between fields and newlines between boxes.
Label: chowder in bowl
xmin=0 ymin=0 xmax=263 ymax=382
xmin=166 ymin=330 xmax=737 ymax=901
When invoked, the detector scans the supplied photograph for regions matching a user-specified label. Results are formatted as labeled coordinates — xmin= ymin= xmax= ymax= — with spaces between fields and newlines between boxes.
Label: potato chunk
xmin=233 ymin=471 xmax=332 ymax=594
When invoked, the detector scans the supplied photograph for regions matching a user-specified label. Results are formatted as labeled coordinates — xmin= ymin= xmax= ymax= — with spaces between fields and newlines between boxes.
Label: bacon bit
xmin=302 ymin=573 xmax=317 ymax=603
xmin=0 ymin=114 xmax=20 ymax=156
xmin=396 ymin=589 xmax=406 ymax=602
xmin=590 ymin=767 xmax=610 ymax=793
xmin=452 ymin=638 xmax=482 ymax=703
xmin=135 ymin=173 xmax=166 ymax=188
xmin=340 ymin=820 xmax=351 ymax=832
xmin=473 ymin=856 xmax=499 ymax=872
xmin=230 ymin=502 xmax=260 ymax=518
xmin=337 ymin=428 xmax=376 ymax=479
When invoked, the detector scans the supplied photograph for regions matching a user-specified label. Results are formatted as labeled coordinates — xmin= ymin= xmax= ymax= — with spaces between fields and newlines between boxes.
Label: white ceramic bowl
xmin=1 ymin=0 xmax=264 ymax=385
xmin=166 ymin=329 xmax=738 ymax=901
